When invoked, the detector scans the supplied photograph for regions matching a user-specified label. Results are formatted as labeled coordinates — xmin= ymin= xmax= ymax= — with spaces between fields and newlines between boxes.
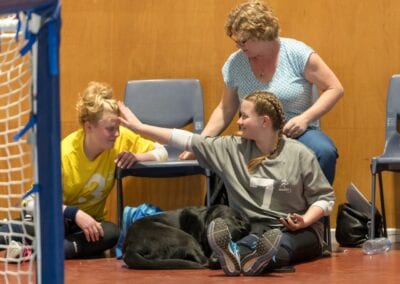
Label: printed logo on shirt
xmin=277 ymin=180 xmax=291 ymax=193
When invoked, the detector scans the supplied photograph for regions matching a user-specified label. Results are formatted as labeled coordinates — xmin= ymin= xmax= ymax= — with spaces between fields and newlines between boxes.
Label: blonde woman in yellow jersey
xmin=61 ymin=81 xmax=167 ymax=259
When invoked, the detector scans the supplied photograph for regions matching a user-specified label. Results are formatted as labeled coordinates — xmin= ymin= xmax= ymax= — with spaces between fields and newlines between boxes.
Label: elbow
xmin=337 ymin=85 xmax=344 ymax=100
xmin=151 ymin=143 xmax=168 ymax=161
xmin=334 ymin=81 xmax=344 ymax=100
xmin=157 ymin=150 xmax=168 ymax=161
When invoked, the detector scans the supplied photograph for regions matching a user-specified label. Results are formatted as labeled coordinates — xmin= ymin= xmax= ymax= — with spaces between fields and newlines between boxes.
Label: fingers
xmin=84 ymin=223 xmax=103 ymax=242
xmin=279 ymin=213 xmax=300 ymax=231
xmin=178 ymin=151 xmax=196 ymax=160
xmin=115 ymin=151 xmax=137 ymax=168
xmin=283 ymin=124 xmax=301 ymax=138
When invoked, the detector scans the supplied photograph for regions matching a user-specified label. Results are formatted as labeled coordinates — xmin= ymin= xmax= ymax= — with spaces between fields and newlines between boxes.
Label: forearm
xmin=202 ymin=102 xmax=237 ymax=137
xmin=302 ymin=205 xmax=325 ymax=227
xmin=135 ymin=148 xmax=168 ymax=162
xmin=202 ymin=86 xmax=239 ymax=137
xmin=144 ymin=143 xmax=168 ymax=161
xmin=301 ymin=87 xmax=343 ymax=124
xmin=303 ymin=52 xmax=344 ymax=123
xmin=202 ymin=106 xmax=228 ymax=136
xmin=136 ymin=123 xmax=173 ymax=145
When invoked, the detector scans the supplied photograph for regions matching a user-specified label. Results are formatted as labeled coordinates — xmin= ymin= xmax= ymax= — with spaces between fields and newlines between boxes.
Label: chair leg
xmin=378 ymin=172 xmax=388 ymax=237
xmin=205 ymin=170 xmax=211 ymax=207
xmin=370 ymin=173 xmax=377 ymax=239
xmin=116 ymin=177 xmax=124 ymax=229
xmin=324 ymin=216 xmax=332 ymax=252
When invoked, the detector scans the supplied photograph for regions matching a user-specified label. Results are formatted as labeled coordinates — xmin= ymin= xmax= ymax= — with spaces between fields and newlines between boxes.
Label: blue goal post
xmin=0 ymin=1 xmax=63 ymax=283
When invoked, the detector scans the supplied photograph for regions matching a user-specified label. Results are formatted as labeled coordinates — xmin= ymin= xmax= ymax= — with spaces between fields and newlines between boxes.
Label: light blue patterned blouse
xmin=222 ymin=37 xmax=317 ymax=127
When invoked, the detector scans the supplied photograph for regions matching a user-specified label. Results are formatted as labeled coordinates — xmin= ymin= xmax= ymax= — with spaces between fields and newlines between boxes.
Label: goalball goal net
xmin=0 ymin=15 xmax=36 ymax=283
xmin=0 ymin=1 xmax=63 ymax=283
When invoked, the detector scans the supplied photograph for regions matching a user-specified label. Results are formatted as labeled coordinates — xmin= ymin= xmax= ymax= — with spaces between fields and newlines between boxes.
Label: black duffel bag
xmin=335 ymin=203 xmax=384 ymax=247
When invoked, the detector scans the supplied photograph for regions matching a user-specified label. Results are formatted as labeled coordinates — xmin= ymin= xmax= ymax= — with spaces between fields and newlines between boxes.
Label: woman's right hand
xmin=75 ymin=210 xmax=104 ymax=242
xmin=179 ymin=151 xmax=196 ymax=160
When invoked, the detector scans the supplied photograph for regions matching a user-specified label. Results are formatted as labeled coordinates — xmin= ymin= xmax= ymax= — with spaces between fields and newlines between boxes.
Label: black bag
xmin=335 ymin=203 xmax=384 ymax=247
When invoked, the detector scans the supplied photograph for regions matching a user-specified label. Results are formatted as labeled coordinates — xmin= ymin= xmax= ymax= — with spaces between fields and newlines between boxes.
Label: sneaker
xmin=207 ymin=218 xmax=241 ymax=276
xmin=5 ymin=240 xmax=32 ymax=263
xmin=241 ymin=228 xmax=282 ymax=276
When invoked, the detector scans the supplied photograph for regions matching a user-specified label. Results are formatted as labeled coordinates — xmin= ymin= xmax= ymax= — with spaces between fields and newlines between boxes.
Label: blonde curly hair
xmin=76 ymin=81 xmax=119 ymax=126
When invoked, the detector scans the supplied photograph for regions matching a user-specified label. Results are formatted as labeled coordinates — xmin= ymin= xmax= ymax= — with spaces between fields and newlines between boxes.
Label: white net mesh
xmin=0 ymin=15 xmax=36 ymax=284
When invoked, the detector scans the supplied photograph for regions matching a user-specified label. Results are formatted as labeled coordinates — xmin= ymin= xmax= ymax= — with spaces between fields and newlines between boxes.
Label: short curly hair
xmin=76 ymin=81 xmax=119 ymax=126
xmin=225 ymin=0 xmax=280 ymax=42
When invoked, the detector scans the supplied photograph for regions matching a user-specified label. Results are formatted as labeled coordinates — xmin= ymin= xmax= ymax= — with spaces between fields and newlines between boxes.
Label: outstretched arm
xmin=179 ymin=85 xmax=239 ymax=160
xmin=118 ymin=101 xmax=174 ymax=145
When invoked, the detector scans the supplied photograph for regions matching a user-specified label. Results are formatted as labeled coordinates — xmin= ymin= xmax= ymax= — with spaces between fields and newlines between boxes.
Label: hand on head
xmin=117 ymin=101 xmax=142 ymax=132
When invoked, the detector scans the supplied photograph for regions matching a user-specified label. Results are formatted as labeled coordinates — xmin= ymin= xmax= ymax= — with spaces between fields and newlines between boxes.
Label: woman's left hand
xmin=283 ymin=116 xmax=308 ymax=138
xmin=118 ymin=101 xmax=143 ymax=132
xmin=279 ymin=213 xmax=305 ymax=231
xmin=115 ymin=151 xmax=138 ymax=169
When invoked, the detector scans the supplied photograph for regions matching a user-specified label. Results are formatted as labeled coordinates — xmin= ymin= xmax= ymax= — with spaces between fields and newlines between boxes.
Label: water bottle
xmin=362 ymin=237 xmax=392 ymax=255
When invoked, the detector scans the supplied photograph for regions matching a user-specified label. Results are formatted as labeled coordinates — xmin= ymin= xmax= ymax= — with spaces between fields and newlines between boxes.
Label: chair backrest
xmin=382 ymin=74 xmax=400 ymax=157
xmin=124 ymin=79 xmax=205 ymax=158
xmin=125 ymin=79 xmax=204 ymax=132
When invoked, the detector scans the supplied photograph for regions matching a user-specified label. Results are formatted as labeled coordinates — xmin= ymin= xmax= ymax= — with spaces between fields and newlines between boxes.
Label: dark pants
xmin=64 ymin=220 xmax=120 ymax=259
xmin=0 ymin=220 xmax=35 ymax=245
xmin=297 ymin=128 xmax=338 ymax=185
xmin=238 ymin=222 xmax=322 ymax=270
xmin=1 ymin=219 xmax=120 ymax=259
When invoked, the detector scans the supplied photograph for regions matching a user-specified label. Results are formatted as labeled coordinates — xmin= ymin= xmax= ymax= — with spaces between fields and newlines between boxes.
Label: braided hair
xmin=245 ymin=91 xmax=285 ymax=173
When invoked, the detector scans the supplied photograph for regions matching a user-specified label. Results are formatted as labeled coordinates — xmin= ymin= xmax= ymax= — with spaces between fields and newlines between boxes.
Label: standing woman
xmin=62 ymin=81 xmax=167 ymax=259
xmin=118 ymin=91 xmax=334 ymax=276
xmin=181 ymin=0 xmax=343 ymax=184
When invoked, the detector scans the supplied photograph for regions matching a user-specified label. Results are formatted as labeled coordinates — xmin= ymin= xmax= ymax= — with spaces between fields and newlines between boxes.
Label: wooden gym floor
xmin=2 ymin=244 xmax=400 ymax=283
xmin=63 ymin=244 xmax=400 ymax=284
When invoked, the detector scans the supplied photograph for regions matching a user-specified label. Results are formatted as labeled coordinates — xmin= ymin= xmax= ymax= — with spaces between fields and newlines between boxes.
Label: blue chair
xmin=370 ymin=74 xmax=400 ymax=239
xmin=115 ymin=79 xmax=212 ymax=229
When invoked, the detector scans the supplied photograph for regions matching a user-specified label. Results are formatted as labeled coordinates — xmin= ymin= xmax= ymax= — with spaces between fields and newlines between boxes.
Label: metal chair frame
xmin=115 ymin=79 xmax=212 ymax=229
xmin=370 ymin=74 xmax=400 ymax=239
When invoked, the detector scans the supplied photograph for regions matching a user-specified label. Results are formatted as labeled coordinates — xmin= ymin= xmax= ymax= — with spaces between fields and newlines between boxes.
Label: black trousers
xmin=0 ymin=219 xmax=120 ymax=259
xmin=64 ymin=220 xmax=120 ymax=259
xmin=238 ymin=222 xmax=322 ymax=270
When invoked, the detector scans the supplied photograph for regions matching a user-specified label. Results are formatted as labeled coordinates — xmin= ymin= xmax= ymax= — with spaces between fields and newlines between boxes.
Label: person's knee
xmin=101 ymin=222 xmax=120 ymax=247
xmin=279 ymin=230 xmax=322 ymax=264
xmin=299 ymin=130 xmax=338 ymax=164
xmin=318 ymin=144 xmax=338 ymax=163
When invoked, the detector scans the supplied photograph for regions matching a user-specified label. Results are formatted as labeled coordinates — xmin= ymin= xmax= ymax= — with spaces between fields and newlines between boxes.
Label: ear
xmin=262 ymin=115 xmax=272 ymax=128
xmin=83 ymin=121 xmax=94 ymax=132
